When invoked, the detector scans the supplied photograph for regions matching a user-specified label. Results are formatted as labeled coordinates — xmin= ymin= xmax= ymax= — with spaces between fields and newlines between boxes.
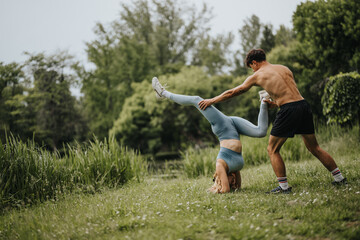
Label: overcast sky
xmin=0 ymin=0 xmax=309 ymax=65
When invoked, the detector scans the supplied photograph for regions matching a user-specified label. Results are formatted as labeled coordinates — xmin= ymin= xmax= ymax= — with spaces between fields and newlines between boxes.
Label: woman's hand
xmin=198 ymin=99 xmax=214 ymax=110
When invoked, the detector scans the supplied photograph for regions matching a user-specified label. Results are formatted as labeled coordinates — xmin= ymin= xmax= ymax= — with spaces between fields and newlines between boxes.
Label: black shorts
xmin=271 ymin=100 xmax=315 ymax=138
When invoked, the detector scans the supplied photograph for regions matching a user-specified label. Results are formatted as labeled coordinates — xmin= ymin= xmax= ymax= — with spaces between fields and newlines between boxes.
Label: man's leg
xmin=267 ymin=135 xmax=288 ymax=177
xmin=301 ymin=134 xmax=346 ymax=183
xmin=301 ymin=134 xmax=337 ymax=170
xmin=267 ymin=135 xmax=292 ymax=193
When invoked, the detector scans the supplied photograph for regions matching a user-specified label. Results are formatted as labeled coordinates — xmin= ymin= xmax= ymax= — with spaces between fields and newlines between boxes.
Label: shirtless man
xmin=198 ymin=49 xmax=347 ymax=193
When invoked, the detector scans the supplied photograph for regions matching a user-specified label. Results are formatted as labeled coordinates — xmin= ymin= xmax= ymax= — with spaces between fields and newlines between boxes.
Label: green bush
xmin=0 ymin=136 xmax=146 ymax=210
xmin=322 ymin=72 xmax=360 ymax=125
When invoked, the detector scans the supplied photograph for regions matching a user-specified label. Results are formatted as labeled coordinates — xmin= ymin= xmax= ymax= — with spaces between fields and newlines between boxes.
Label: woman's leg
xmin=230 ymin=102 xmax=268 ymax=138
xmin=166 ymin=91 xmax=229 ymax=126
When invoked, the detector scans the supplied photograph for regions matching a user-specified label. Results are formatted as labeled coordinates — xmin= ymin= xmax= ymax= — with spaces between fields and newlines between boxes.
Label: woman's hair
xmin=245 ymin=49 xmax=266 ymax=67
xmin=208 ymin=172 xmax=238 ymax=193
xmin=228 ymin=172 xmax=237 ymax=190
xmin=209 ymin=173 xmax=222 ymax=193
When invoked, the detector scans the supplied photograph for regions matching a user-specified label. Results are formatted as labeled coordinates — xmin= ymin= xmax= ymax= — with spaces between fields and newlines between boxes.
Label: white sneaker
xmin=152 ymin=77 xmax=165 ymax=99
xmin=258 ymin=90 xmax=270 ymax=101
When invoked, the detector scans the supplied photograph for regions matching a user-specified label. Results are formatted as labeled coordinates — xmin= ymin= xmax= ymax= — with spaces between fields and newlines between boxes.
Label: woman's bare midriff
xmin=220 ymin=139 xmax=242 ymax=153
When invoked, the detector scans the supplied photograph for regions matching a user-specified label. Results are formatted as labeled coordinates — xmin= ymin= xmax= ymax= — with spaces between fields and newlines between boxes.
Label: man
xmin=198 ymin=49 xmax=347 ymax=194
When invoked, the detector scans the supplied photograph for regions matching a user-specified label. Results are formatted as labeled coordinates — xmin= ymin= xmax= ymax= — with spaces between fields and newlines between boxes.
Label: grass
xmin=0 ymin=125 xmax=359 ymax=239
xmin=1 ymin=152 xmax=359 ymax=239
xmin=0 ymin=136 xmax=147 ymax=210
xmin=182 ymin=124 xmax=359 ymax=178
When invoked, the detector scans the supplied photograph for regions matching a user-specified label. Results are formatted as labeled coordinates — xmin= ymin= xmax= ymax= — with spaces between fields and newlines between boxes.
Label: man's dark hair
xmin=245 ymin=49 xmax=266 ymax=67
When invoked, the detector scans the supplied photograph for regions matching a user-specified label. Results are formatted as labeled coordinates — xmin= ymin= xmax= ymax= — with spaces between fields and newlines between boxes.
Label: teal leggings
xmin=168 ymin=92 xmax=268 ymax=173
xmin=169 ymin=93 xmax=268 ymax=140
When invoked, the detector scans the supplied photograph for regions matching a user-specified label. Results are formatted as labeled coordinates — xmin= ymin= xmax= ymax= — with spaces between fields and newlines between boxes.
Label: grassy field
xmin=0 ymin=126 xmax=359 ymax=239
xmin=1 ymin=153 xmax=359 ymax=239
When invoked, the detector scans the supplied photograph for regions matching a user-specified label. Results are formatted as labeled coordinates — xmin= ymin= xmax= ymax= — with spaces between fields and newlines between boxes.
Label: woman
xmin=152 ymin=77 xmax=270 ymax=193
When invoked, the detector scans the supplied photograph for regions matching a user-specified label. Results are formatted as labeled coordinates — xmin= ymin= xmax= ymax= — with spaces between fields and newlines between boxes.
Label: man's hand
xmin=263 ymin=99 xmax=278 ymax=109
xmin=198 ymin=99 xmax=214 ymax=110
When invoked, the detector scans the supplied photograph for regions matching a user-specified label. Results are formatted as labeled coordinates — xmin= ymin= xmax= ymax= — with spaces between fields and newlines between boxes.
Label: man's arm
xmin=198 ymin=75 xmax=255 ymax=110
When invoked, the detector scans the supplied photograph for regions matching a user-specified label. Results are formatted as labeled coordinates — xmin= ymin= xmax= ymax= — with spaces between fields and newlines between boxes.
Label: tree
xmin=0 ymin=62 xmax=25 ymax=141
xmin=110 ymin=67 xmax=217 ymax=154
xmin=322 ymin=72 xmax=360 ymax=128
xmin=24 ymin=53 xmax=85 ymax=150
xmin=82 ymin=0 xmax=212 ymax=139
xmin=274 ymin=25 xmax=295 ymax=47
xmin=109 ymin=81 xmax=163 ymax=154
xmin=192 ymin=33 xmax=234 ymax=75
xmin=239 ymin=15 xmax=261 ymax=57
xmin=82 ymin=23 xmax=125 ymax=140
xmin=293 ymin=0 xmax=360 ymax=76
xmin=232 ymin=14 xmax=262 ymax=76
xmin=260 ymin=24 xmax=275 ymax=53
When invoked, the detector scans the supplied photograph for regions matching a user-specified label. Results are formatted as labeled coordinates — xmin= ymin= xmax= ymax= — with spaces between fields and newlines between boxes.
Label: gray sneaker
xmin=258 ymin=90 xmax=270 ymax=101
xmin=332 ymin=178 xmax=348 ymax=185
xmin=266 ymin=186 xmax=292 ymax=194
xmin=152 ymin=77 xmax=165 ymax=99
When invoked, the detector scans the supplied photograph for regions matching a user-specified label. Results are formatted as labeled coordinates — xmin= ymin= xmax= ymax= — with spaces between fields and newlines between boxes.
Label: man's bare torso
xmin=253 ymin=62 xmax=304 ymax=106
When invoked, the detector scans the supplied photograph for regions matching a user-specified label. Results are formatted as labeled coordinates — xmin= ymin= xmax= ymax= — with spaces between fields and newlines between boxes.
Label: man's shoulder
xmin=271 ymin=64 xmax=291 ymax=72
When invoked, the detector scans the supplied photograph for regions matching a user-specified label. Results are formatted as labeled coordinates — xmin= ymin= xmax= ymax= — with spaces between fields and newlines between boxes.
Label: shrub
xmin=0 ymin=136 xmax=146 ymax=210
xmin=322 ymin=72 xmax=360 ymax=126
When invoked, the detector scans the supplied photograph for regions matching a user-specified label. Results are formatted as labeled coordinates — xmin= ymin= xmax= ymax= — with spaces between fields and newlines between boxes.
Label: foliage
xmin=182 ymin=147 xmax=218 ymax=178
xmin=233 ymin=16 xmax=296 ymax=77
xmin=0 ymin=135 xmax=146 ymax=210
xmin=192 ymin=33 xmax=234 ymax=75
xmin=322 ymin=72 xmax=360 ymax=126
xmin=274 ymin=25 xmax=295 ymax=47
xmin=260 ymin=24 xmax=275 ymax=53
xmin=110 ymin=66 xmax=217 ymax=154
xmin=293 ymin=0 xmax=360 ymax=76
xmin=232 ymin=14 xmax=261 ymax=76
xmin=238 ymin=15 xmax=261 ymax=59
xmin=81 ymin=23 xmax=125 ymax=140
xmin=109 ymin=80 xmax=163 ymax=154
xmin=1 ymin=54 xmax=87 ymax=150
xmin=0 ymin=62 xmax=25 ymax=142
xmin=82 ymin=0 xmax=213 ymax=139
xmin=23 ymin=52 xmax=85 ymax=150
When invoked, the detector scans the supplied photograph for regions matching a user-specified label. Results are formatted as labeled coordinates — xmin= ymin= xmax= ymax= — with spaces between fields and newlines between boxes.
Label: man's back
xmin=254 ymin=62 xmax=303 ymax=106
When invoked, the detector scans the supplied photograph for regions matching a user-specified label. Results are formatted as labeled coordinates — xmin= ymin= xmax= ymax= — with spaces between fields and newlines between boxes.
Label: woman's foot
xmin=152 ymin=77 xmax=166 ymax=99
xmin=258 ymin=90 xmax=271 ymax=101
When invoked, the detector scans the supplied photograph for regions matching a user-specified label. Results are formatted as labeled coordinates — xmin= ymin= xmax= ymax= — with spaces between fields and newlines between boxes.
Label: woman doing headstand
xmin=152 ymin=77 xmax=270 ymax=193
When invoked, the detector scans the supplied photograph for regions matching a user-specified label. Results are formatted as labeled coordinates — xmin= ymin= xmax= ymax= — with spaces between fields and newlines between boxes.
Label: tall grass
xmin=182 ymin=147 xmax=218 ymax=178
xmin=0 ymin=136 xmax=146 ymax=210
xmin=182 ymin=124 xmax=359 ymax=178
xmin=241 ymin=131 xmax=313 ymax=165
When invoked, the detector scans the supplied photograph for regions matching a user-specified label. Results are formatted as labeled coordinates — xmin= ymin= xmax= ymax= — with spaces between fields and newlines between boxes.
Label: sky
xmin=0 ymin=0 xmax=310 ymax=65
